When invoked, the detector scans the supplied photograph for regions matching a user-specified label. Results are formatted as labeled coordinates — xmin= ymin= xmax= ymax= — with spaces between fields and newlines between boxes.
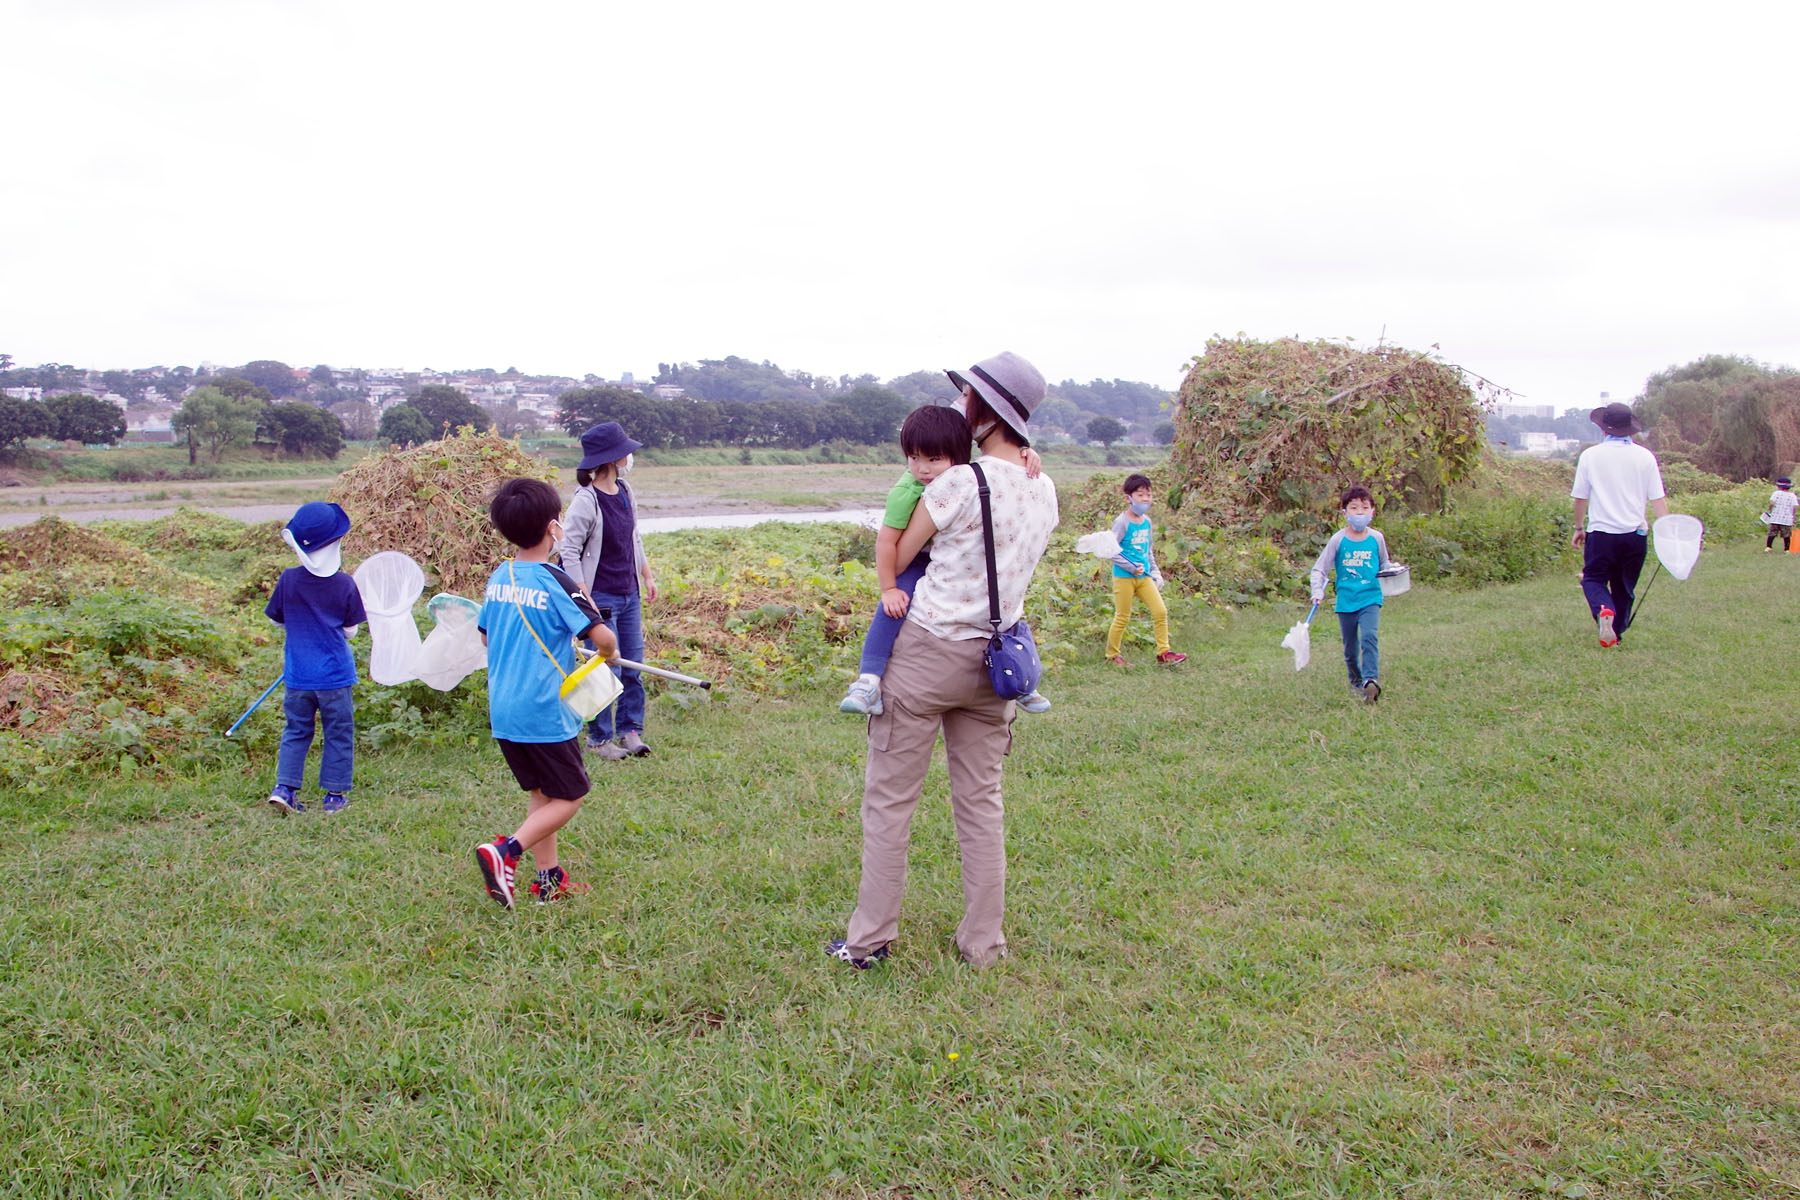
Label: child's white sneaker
xmin=1017 ymin=690 xmax=1051 ymax=714
xmin=839 ymin=673 xmax=884 ymax=716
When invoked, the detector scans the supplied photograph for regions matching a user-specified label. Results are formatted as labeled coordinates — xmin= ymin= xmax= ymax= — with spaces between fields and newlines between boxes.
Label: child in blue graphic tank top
xmin=264 ymin=502 xmax=368 ymax=815
xmin=1308 ymin=485 xmax=1391 ymax=703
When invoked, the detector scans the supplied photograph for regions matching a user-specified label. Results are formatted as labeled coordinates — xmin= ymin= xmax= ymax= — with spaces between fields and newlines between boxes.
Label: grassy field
xmin=3 ymin=544 xmax=1796 ymax=1197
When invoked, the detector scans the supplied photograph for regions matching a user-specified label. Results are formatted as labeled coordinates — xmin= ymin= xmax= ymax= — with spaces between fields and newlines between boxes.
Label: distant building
xmin=3 ymin=386 xmax=43 ymax=402
xmin=653 ymin=384 xmax=685 ymax=399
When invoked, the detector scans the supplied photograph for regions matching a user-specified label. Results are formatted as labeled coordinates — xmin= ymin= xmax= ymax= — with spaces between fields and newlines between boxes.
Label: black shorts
xmin=496 ymin=738 xmax=590 ymax=801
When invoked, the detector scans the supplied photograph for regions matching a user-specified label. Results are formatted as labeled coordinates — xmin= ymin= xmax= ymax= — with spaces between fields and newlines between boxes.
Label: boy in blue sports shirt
xmin=474 ymin=478 xmax=619 ymax=909
xmin=1308 ymin=484 xmax=1392 ymax=703
xmin=265 ymin=501 xmax=368 ymax=814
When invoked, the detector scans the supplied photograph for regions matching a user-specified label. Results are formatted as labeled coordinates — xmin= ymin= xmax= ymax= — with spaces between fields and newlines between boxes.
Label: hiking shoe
xmin=267 ymin=785 xmax=304 ymax=815
xmin=1597 ymin=606 xmax=1619 ymax=647
xmin=620 ymin=730 xmax=652 ymax=757
xmin=589 ymin=740 xmax=629 ymax=761
xmin=1362 ymin=679 xmax=1382 ymax=703
xmin=839 ymin=673 xmax=884 ymax=716
xmin=1156 ymin=651 xmax=1188 ymax=666
xmin=1018 ymin=690 xmax=1052 ymax=714
xmin=1107 ymin=655 xmax=1130 ymax=668
xmin=321 ymin=792 xmax=348 ymax=814
xmin=475 ymin=838 xmax=519 ymax=909
xmin=825 ymin=939 xmax=890 ymax=970
xmin=529 ymin=865 xmax=592 ymax=905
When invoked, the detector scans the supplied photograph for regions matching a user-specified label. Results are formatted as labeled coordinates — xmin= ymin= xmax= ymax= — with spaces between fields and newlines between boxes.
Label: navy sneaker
xmin=267 ymin=785 xmax=304 ymax=815
xmin=825 ymin=939 xmax=891 ymax=970
xmin=475 ymin=838 xmax=519 ymax=909
xmin=321 ymin=792 xmax=348 ymax=814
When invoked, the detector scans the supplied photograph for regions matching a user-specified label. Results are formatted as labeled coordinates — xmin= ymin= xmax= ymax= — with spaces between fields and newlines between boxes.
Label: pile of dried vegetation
xmin=330 ymin=428 xmax=556 ymax=598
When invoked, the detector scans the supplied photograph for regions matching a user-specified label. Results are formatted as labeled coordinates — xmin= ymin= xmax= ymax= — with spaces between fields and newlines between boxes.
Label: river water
xmin=0 ymin=503 xmax=885 ymax=533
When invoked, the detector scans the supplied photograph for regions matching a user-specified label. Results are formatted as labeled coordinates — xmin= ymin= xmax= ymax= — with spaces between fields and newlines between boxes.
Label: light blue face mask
xmin=1129 ymin=501 xmax=1150 ymax=516
xmin=1346 ymin=513 xmax=1373 ymax=532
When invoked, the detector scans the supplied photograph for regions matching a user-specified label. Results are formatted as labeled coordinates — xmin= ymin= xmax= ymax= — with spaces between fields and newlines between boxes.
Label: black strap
xmin=969 ymin=462 xmax=1002 ymax=638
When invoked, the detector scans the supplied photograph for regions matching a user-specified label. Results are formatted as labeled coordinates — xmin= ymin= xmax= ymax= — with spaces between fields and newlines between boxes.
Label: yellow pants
xmin=1107 ymin=576 xmax=1169 ymax=657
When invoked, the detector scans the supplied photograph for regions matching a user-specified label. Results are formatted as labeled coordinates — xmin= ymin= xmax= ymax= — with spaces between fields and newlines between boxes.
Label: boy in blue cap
xmin=265 ymin=501 xmax=368 ymax=814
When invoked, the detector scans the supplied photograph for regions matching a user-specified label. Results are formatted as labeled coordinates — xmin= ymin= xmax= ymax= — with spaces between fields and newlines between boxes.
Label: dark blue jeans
xmin=1581 ymin=530 xmax=1647 ymax=637
xmin=277 ymin=686 xmax=355 ymax=793
xmin=857 ymin=552 xmax=931 ymax=677
xmin=1337 ymin=604 xmax=1381 ymax=688
xmin=587 ymin=589 xmax=644 ymax=741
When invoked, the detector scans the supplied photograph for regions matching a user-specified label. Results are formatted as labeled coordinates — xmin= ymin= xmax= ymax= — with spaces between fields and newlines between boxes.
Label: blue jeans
xmin=277 ymin=686 xmax=355 ymax=793
xmin=1337 ymin=604 xmax=1381 ymax=688
xmin=586 ymin=589 xmax=645 ymax=741
xmin=857 ymin=552 xmax=931 ymax=677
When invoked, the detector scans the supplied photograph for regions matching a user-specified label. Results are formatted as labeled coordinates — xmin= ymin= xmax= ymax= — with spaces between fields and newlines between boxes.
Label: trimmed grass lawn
xmin=3 ymin=545 xmax=1795 ymax=1197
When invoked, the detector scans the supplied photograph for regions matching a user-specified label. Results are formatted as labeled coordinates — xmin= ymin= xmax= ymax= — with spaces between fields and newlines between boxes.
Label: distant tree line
xmin=1636 ymin=354 xmax=1800 ymax=481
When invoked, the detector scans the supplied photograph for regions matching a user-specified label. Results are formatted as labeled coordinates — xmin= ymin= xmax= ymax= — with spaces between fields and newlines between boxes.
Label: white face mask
xmin=619 ymin=453 xmax=634 ymax=476
xmin=1346 ymin=513 xmax=1373 ymax=532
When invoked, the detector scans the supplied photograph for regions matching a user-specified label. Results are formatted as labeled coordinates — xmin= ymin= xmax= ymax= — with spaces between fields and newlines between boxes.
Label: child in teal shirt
xmin=1308 ymin=484 xmax=1391 ymax=703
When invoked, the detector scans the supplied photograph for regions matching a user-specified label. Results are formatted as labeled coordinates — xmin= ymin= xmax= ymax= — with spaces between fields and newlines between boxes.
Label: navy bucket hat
xmin=285 ymin=501 xmax=351 ymax=550
xmin=577 ymin=422 xmax=643 ymax=470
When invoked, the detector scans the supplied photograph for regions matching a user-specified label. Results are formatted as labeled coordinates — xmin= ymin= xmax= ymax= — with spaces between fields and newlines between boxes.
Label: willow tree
xmin=1171 ymin=337 xmax=1502 ymax=525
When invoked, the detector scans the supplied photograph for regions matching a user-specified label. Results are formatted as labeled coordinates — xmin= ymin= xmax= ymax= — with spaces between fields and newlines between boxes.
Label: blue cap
xmin=286 ymin=501 xmax=350 ymax=550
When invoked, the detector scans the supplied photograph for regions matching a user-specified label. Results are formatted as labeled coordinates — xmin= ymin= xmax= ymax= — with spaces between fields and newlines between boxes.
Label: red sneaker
xmin=1156 ymin=651 xmax=1188 ymax=665
xmin=1597 ymin=606 xmax=1619 ymax=647
xmin=475 ymin=838 xmax=518 ymax=909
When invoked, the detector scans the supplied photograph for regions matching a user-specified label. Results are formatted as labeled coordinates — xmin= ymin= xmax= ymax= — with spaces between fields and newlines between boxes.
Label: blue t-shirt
xmin=1331 ymin=532 xmax=1384 ymax=613
xmin=1113 ymin=516 xmax=1154 ymax=579
xmin=265 ymin=567 xmax=367 ymax=691
xmin=477 ymin=559 xmax=601 ymax=743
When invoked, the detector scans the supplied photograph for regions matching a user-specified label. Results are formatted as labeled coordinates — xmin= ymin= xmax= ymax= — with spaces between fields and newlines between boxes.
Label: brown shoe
xmin=1107 ymin=655 xmax=1130 ymax=667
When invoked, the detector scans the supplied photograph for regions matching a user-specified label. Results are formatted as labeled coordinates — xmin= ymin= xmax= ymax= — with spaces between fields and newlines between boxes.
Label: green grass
xmin=3 ymin=547 xmax=1796 ymax=1197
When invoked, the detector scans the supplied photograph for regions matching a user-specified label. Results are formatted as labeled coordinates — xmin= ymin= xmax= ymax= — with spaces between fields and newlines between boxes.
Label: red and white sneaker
xmin=529 ymin=865 xmax=592 ymax=905
xmin=1156 ymin=651 xmax=1188 ymax=666
xmin=1597 ymin=606 xmax=1619 ymax=647
xmin=475 ymin=838 xmax=519 ymax=909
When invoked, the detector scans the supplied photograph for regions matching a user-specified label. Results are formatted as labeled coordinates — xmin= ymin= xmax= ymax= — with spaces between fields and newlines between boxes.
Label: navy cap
xmin=286 ymin=501 xmax=350 ymax=550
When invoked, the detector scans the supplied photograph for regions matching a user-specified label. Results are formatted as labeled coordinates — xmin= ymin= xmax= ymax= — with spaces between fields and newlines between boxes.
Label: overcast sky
xmin=4 ymin=0 xmax=1797 ymax=409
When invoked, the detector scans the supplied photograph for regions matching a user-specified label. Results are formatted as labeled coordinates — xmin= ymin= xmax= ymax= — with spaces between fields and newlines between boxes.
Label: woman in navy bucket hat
xmin=559 ymin=422 xmax=659 ymax=760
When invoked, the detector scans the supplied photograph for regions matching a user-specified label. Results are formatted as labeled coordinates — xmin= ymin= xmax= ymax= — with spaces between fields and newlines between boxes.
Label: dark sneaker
xmin=1362 ymin=679 xmax=1382 ymax=703
xmin=530 ymin=865 xmax=592 ymax=905
xmin=1597 ymin=606 xmax=1618 ymax=647
xmin=1156 ymin=651 xmax=1188 ymax=666
xmin=620 ymin=730 xmax=652 ymax=757
xmin=475 ymin=838 xmax=519 ymax=909
xmin=321 ymin=792 xmax=348 ymax=814
xmin=267 ymin=785 xmax=304 ymax=815
xmin=825 ymin=939 xmax=891 ymax=970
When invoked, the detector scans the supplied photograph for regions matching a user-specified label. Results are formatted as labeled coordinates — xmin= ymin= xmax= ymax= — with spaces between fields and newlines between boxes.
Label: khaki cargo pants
xmin=843 ymin=620 xmax=1014 ymax=967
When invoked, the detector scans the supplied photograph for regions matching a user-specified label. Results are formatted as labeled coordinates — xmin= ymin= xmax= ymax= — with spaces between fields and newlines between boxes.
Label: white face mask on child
xmin=1130 ymin=501 xmax=1150 ymax=516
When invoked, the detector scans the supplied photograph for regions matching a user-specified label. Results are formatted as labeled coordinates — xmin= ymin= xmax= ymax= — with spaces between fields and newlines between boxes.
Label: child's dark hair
xmin=489 ymin=477 xmax=563 ymax=548
xmin=1340 ymin=484 xmax=1374 ymax=508
xmin=900 ymin=404 xmax=973 ymax=465
xmin=1122 ymin=473 xmax=1152 ymax=494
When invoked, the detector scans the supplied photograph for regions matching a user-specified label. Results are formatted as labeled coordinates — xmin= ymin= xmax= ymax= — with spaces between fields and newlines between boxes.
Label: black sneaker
xmin=825 ymin=939 xmax=891 ymax=970
xmin=475 ymin=838 xmax=518 ymax=909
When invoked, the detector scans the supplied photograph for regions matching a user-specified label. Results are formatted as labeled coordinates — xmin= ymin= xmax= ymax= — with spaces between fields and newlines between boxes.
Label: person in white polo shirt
xmin=1570 ymin=402 xmax=1670 ymax=646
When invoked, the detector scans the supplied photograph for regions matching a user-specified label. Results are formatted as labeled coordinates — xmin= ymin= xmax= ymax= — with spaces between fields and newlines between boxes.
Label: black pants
xmin=1581 ymin=530 xmax=1647 ymax=637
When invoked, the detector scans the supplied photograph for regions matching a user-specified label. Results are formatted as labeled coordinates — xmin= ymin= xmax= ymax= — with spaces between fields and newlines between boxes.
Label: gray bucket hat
xmin=945 ymin=351 xmax=1046 ymax=445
